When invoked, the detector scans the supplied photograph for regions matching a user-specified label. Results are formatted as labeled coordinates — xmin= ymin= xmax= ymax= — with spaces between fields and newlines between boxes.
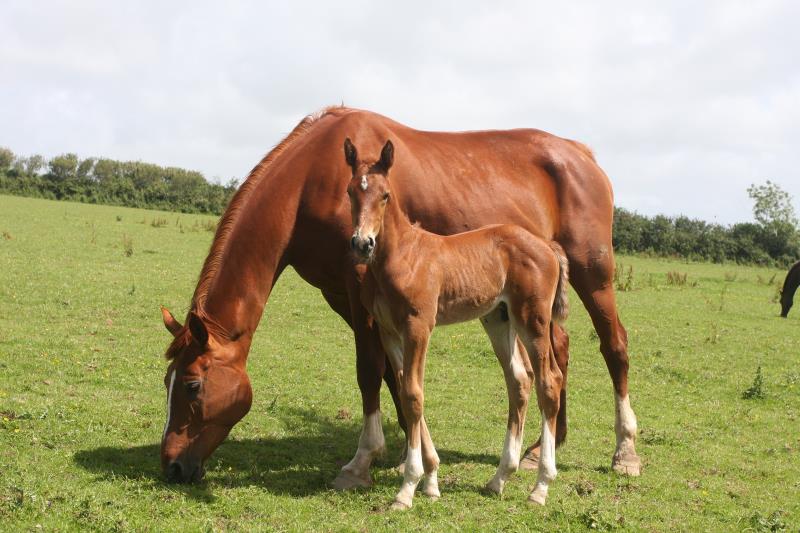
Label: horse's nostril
xmin=167 ymin=461 xmax=183 ymax=483
xmin=351 ymin=236 xmax=357 ymax=250
xmin=367 ymin=236 xmax=375 ymax=247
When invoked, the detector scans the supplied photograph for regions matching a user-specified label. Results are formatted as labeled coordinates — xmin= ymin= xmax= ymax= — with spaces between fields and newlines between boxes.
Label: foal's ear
xmin=161 ymin=306 xmax=182 ymax=337
xmin=378 ymin=140 xmax=394 ymax=172
xmin=344 ymin=137 xmax=358 ymax=169
xmin=188 ymin=311 xmax=209 ymax=348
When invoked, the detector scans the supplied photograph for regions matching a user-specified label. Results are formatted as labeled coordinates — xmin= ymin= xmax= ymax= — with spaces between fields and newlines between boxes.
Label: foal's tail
xmin=549 ymin=242 xmax=569 ymax=324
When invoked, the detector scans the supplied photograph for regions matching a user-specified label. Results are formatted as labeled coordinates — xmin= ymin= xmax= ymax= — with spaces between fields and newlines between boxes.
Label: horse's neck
xmin=198 ymin=181 xmax=300 ymax=341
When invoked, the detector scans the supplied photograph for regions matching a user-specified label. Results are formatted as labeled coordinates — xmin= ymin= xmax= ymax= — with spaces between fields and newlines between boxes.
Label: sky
xmin=1 ymin=1 xmax=798 ymax=224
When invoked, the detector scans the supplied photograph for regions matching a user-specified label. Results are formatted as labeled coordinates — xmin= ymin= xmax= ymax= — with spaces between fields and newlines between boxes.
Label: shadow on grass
xmin=73 ymin=407 xmax=498 ymax=501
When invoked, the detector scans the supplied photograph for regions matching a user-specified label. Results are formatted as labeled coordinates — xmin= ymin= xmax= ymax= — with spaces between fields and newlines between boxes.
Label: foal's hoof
xmin=390 ymin=499 xmax=412 ymax=511
xmin=519 ymin=449 xmax=540 ymax=471
xmin=331 ymin=469 xmax=372 ymax=490
xmin=611 ymin=453 xmax=641 ymax=477
xmin=422 ymin=484 xmax=441 ymax=500
xmin=484 ymin=478 xmax=504 ymax=495
xmin=527 ymin=490 xmax=547 ymax=506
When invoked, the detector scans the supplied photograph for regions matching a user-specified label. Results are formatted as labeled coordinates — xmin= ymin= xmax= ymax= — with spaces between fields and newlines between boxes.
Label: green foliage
xmin=0 ymin=149 xmax=238 ymax=215
xmin=742 ymin=366 xmax=765 ymax=400
xmin=614 ymin=207 xmax=800 ymax=267
xmin=748 ymin=180 xmax=798 ymax=228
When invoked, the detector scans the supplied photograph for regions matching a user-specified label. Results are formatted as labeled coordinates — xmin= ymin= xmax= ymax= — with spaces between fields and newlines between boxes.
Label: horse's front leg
xmin=331 ymin=287 xmax=388 ymax=490
xmin=392 ymin=319 xmax=436 ymax=510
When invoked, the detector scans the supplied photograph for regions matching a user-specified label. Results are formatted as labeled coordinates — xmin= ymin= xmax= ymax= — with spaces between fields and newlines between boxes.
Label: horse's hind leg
xmin=480 ymin=304 xmax=532 ymax=495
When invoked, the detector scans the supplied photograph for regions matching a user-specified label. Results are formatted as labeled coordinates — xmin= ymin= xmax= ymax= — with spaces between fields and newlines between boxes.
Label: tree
xmin=747 ymin=180 xmax=798 ymax=228
xmin=0 ymin=147 xmax=14 ymax=172
xmin=48 ymin=153 xmax=79 ymax=181
xmin=25 ymin=155 xmax=45 ymax=176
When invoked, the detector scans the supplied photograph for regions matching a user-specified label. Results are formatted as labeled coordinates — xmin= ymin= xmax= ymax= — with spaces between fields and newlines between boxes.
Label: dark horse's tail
xmin=549 ymin=242 xmax=570 ymax=324
xmin=780 ymin=260 xmax=800 ymax=317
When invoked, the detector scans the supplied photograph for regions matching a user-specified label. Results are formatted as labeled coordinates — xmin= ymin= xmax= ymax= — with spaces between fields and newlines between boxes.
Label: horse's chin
xmin=353 ymin=251 xmax=375 ymax=264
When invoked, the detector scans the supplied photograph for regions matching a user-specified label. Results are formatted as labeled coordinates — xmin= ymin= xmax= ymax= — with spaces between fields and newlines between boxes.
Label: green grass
xmin=1 ymin=194 xmax=798 ymax=531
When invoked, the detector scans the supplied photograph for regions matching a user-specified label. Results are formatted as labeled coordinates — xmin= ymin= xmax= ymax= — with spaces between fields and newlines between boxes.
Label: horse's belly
xmin=435 ymin=295 xmax=502 ymax=326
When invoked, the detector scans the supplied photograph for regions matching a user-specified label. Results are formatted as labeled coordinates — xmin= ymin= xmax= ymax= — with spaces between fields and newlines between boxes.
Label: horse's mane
xmin=162 ymin=106 xmax=352 ymax=360
xmin=191 ymin=105 xmax=351 ymax=312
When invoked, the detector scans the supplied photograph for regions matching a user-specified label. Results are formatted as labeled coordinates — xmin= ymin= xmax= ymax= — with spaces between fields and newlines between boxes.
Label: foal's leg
xmin=480 ymin=305 xmax=532 ymax=495
xmin=515 ymin=310 xmax=563 ymax=506
xmin=393 ymin=320 xmax=436 ymax=510
xmin=521 ymin=323 xmax=570 ymax=470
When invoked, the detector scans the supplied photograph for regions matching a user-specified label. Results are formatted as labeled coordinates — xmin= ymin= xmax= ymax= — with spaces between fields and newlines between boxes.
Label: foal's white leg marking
xmin=612 ymin=393 xmax=640 ymax=475
xmin=482 ymin=310 xmax=528 ymax=495
xmin=162 ymin=369 xmax=176 ymax=441
xmin=393 ymin=444 xmax=424 ymax=509
xmin=486 ymin=430 xmax=521 ymax=494
xmin=529 ymin=410 xmax=557 ymax=505
xmin=333 ymin=411 xmax=386 ymax=489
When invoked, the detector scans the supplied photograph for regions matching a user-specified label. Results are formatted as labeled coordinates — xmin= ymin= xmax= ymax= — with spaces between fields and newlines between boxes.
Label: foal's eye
xmin=185 ymin=381 xmax=201 ymax=397
xmin=382 ymin=192 xmax=390 ymax=201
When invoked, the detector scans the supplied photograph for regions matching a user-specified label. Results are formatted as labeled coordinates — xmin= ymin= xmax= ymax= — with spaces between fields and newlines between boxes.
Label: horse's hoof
xmin=332 ymin=469 xmax=372 ymax=490
xmin=422 ymin=485 xmax=441 ymax=500
xmin=390 ymin=499 xmax=412 ymax=511
xmin=519 ymin=450 xmax=540 ymax=471
xmin=484 ymin=479 xmax=503 ymax=495
xmin=527 ymin=490 xmax=547 ymax=506
xmin=612 ymin=453 xmax=641 ymax=477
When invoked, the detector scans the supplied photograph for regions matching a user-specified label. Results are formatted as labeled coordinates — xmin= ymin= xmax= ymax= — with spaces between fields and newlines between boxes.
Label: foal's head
xmin=344 ymin=137 xmax=394 ymax=263
xmin=159 ymin=307 xmax=252 ymax=483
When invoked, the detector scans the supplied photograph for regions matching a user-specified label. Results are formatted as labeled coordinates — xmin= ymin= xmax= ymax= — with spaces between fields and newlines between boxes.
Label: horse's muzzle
xmin=165 ymin=459 xmax=205 ymax=484
xmin=351 ymin=234 xmax=375 ymax=261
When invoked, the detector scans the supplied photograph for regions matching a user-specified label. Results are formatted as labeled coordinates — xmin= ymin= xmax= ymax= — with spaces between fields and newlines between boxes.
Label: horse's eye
xmin=382 ymin=192 xmax=390 ymax=201
xmin=185 ymin=381 xmax=201 ymax=397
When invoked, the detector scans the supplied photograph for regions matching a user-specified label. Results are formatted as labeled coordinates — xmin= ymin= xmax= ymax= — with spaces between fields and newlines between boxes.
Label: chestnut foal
xmin=344 ymin=138 xmax=569 ymax=509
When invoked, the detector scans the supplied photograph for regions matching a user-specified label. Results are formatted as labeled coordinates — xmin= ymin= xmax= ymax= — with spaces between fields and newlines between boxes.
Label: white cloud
xmin=1 ymin=0 xmax=797 ymax=223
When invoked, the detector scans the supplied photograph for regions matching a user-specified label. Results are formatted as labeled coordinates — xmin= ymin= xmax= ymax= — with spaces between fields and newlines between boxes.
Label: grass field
xmin=1 ymin=194 xmax=798 ymax=531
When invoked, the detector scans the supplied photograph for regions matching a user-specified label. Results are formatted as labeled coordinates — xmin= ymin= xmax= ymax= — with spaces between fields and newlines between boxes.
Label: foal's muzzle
xmin=351 ymin=234 xmax=375 ymax=260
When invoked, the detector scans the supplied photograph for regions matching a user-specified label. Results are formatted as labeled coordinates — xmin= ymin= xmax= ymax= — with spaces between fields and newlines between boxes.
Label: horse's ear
xmin=344 ymin=137 xmax=357 ymax=169
xmin=161 ymin=306 xmax=182 ymax=337
xmin=379 ymin=140 xmax=394 ymax=172
xmin=188 ymin=312 xmax=209 ymax=347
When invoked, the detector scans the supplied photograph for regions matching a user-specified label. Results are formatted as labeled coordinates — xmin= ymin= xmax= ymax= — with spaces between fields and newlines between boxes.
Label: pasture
xmin=0 ymin=194 xmax=798 ymax=531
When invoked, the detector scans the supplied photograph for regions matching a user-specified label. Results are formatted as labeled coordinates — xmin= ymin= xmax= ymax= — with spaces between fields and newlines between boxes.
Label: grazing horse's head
xmin=780 ymin=289 xmax=792 ymax=318
xmin=159 ymin=307 xmax=253 ymax=483
xmin=344 ymin=137 xmax=394 ymax=263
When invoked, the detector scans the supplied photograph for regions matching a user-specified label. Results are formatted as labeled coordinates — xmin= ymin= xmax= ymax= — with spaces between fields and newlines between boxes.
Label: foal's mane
xmin=164 ymin=106 xmax=351 ymax=360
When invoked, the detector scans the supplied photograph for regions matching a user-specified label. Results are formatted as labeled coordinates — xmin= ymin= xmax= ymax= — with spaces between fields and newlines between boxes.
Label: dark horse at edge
xmin=158 ymin=106 xmax=641 ymax=486
xmin=781 ymin=260 xmax=800 ymax=317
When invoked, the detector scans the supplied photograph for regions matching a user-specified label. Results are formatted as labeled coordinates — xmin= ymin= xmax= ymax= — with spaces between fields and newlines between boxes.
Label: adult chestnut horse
xmin=159 ymin=106 xmax=640 ymax=485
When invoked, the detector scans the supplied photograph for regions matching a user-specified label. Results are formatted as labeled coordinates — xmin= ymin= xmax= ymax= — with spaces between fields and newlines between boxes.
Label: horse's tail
xmin=549 ymin=242 xmax=569 ymax=324
xmin=780 ymin=260 xmax=800 ymax=318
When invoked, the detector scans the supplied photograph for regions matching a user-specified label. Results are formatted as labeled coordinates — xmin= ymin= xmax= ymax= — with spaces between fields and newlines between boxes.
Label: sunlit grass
xmin=1 ymin=195 xmax=798 ymax=531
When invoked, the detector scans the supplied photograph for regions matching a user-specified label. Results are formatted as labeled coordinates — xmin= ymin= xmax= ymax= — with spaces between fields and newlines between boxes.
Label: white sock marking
xmin=162 ymin=369 xmax=176 ymax=440
xmin=615 ymin=393 xmax=638 ymax=456
xmin=396 ymin=444 xmax=423 ymax=506
xmin=340 ymin=410 xmax=385 ymax=479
